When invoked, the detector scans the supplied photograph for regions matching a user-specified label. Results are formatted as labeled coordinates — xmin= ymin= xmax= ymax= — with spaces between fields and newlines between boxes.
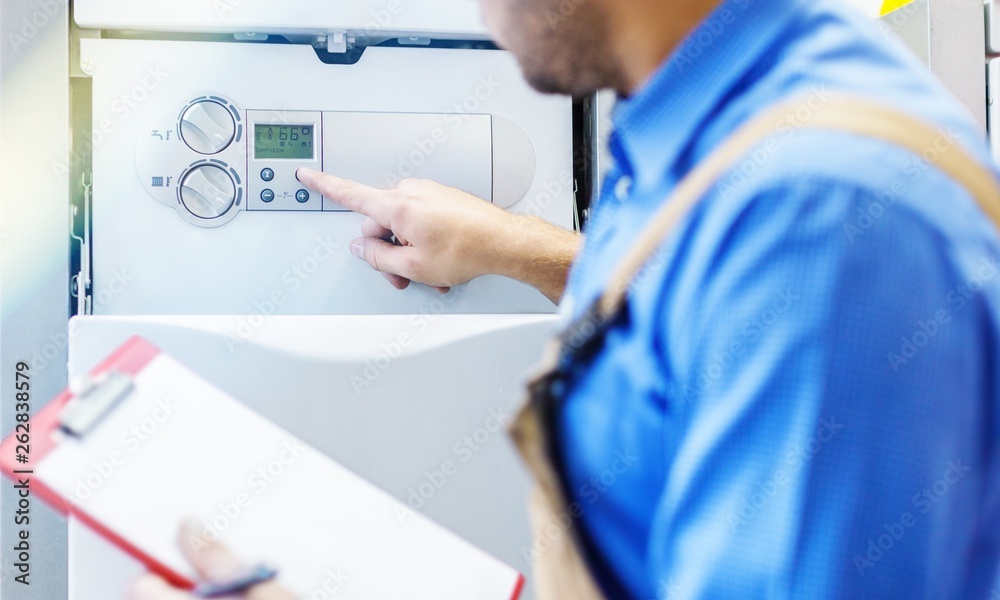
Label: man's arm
xmin=296 ymin=168 xmax=581 ymax=304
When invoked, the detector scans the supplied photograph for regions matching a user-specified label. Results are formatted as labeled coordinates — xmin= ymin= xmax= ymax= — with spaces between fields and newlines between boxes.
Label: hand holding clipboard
xmin=130 ymin=522 xmax=290 ymax=599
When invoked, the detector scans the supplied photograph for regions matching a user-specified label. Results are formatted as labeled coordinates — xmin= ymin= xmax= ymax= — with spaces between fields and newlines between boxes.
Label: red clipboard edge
xmin=2 ymin=335 xmax=527 ymax=597
xmin=1 ymin=336 xmax=193 ymax=589
xmin=510 ymin=573 xmax=525 ymax=600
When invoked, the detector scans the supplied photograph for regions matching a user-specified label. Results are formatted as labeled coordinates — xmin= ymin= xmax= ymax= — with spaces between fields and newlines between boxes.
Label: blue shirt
xmin=555 ymin=0 xmax=1000 ymax=598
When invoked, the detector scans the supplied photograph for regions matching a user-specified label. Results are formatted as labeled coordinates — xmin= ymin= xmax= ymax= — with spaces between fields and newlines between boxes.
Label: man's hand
xmin=129 ymin=521 xmax=295 ymax=600
xmin=296 ymin=169 xmax=581 ymax=304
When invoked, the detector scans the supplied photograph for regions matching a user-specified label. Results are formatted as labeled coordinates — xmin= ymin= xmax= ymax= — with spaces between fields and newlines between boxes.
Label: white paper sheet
xmin=38 ymin=352 xmax=521 ymax=599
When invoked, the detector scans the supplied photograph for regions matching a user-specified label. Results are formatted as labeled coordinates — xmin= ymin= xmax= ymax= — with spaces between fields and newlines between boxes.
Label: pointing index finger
xmin=296 ymin=168 xmax=396 ymax=225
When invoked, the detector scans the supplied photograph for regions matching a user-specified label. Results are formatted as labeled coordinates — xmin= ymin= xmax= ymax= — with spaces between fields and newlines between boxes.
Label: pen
xmin=193 ymin=565 xmax=279 ymax=598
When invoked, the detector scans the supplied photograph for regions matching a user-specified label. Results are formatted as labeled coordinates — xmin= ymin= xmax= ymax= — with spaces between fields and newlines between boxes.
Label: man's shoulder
xmin=707 ymin=7 xmax=994 ymax=210
xmin=703 ymin=95 xmax=995 ymax=248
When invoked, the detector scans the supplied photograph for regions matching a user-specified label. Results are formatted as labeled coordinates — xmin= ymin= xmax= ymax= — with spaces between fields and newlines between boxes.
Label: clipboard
xmin=1 ymin=336 xmax=525 ymax=599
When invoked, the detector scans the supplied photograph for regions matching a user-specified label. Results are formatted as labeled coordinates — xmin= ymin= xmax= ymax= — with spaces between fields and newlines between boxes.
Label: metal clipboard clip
xmin=59 ymin=371 xmax=135 ymax=437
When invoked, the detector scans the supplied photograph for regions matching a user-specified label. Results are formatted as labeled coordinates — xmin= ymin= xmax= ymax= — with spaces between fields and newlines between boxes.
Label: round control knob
xmin=180 ymin=165 xmax=236 ymax=220
xmin=180 ymin=101 xmax=236 ymax=155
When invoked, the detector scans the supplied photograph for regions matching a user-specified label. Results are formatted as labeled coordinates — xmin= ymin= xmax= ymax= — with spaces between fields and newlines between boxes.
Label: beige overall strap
xmin=511 ymin=95 xmax=1000 ymax=600
xmin=598 ymin=96 xmax=1000 ymax=318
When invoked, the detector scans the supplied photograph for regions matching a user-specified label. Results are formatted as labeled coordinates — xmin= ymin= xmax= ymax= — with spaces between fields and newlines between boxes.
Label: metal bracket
xmin=325 ymin=30 xmax=353 ymax=53
xmin=71 ymin=171 xmax=93 ymax=316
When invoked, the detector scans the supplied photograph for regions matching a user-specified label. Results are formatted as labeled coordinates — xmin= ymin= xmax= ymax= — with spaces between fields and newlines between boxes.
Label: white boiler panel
xmin=83 ymin=38 xmax=574 ymax=316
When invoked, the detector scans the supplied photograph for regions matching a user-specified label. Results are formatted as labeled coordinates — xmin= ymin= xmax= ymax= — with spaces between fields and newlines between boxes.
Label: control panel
xmin=136 ymin=95 xmax=534 ymax=228
xmin=136 ymin=95 xmax=247 ymax=227
xmin=247 ymin=111 xmax=323 ymax=212
xmin=88 ymin=38 xmax=572 ymax=315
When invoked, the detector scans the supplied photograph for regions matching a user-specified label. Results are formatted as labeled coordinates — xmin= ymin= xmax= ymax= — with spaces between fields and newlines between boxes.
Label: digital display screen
xmin=254 ymin=124 xmax=314 ymax=160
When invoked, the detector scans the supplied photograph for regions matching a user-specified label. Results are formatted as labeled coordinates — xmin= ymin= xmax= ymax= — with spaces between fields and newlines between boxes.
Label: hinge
xmin=71 ymin=172 xmax=93 ymax=316
xmin=398 ymin=37 xmax=431 ymax=46
xmin=234 ymin=32 xmax=269 ymax=42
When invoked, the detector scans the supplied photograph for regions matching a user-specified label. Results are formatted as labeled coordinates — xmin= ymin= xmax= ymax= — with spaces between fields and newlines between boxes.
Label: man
xmin=134 ymin=0 xmax=1000 ymax=598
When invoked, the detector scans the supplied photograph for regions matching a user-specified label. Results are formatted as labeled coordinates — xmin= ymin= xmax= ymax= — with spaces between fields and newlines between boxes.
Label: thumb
xmin=180 ymin=519 xmax=246 ymax=583
xmin=350 ymin=237 xmax=414 ymax=280
xmin=179 ymin=521 xmax=296 ymax=600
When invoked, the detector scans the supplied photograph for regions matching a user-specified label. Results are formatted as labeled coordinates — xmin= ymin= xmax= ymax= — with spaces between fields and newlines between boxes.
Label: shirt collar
xmin=611 ymin=0 xmax=807 ymax=193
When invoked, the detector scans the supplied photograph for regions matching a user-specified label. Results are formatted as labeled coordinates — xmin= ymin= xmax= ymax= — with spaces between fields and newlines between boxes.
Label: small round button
xmin=261 ymin=189 xmax=275 ymax=203
xmin=260 ymin=168 xmax=274 ymax=182
xmin=295 ymin=189 xmax=310 ymax=203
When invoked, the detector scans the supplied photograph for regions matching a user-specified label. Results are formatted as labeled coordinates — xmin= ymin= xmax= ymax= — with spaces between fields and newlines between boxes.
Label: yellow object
xmin=880 ymin=0 xmax=916 ymax=16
